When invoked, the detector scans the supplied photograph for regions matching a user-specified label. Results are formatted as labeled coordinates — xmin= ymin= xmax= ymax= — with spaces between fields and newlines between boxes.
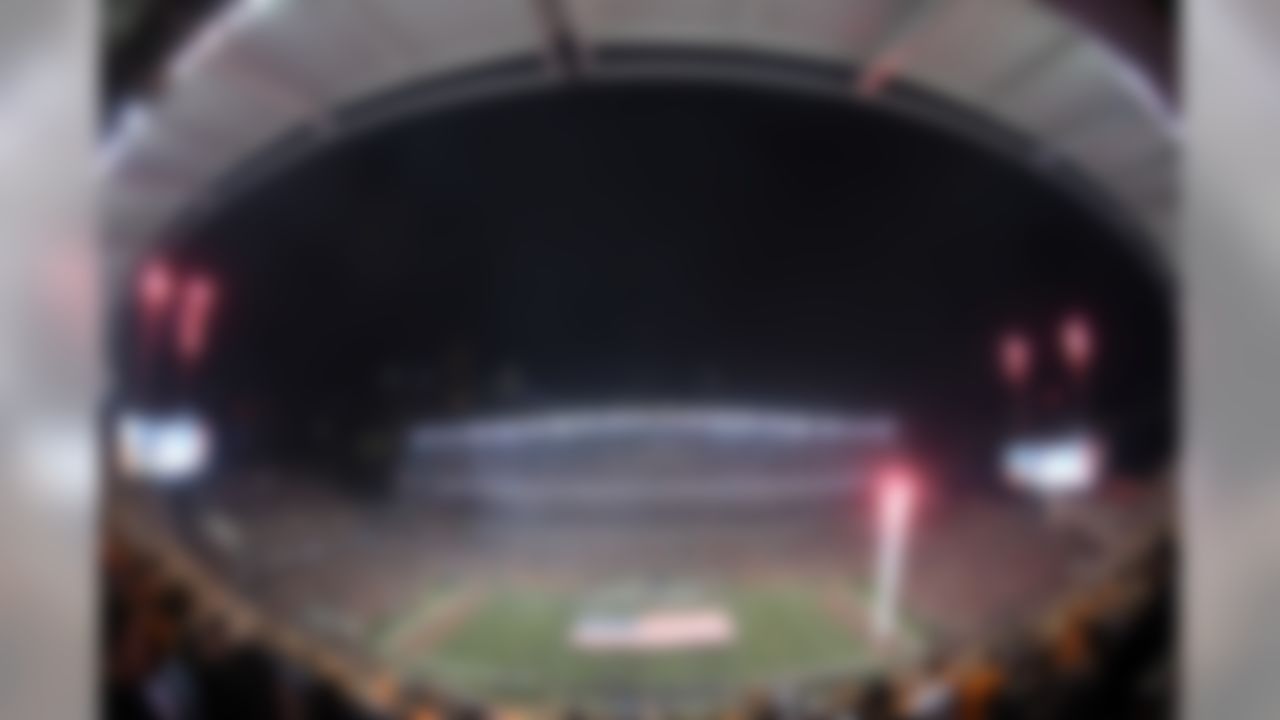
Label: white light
xmin=1002 ymin=434 xmax=1102 ymax=496
xmin=871 ymin=472 xmax=917 ymax=641
xmin=116 ymin=411 xmax=211 ymax=485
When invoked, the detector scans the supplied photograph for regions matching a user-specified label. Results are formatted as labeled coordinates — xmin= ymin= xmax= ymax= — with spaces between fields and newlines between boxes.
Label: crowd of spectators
xmin=104 ymin=530 xmax=1172 ymax=720
xmin=737 ymin=537 xmax=1173 ymax=720
xmin=105 ymin=536 xmax=386 ymax=720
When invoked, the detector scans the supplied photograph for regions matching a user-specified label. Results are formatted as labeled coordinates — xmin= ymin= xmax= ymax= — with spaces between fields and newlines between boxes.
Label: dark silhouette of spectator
xmin=307 ymin=677 xmax=373 ymax=720
xmin=192 ymin=616 xmax=282 ymax=720
xmin=900 ymin=655 xmax=954 ymax=720
xmin=858 ymin=677 xmax=895 ymax=720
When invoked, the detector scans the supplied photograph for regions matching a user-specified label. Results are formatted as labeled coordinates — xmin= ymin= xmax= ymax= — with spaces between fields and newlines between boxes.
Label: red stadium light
xmin=874 ymin=465 xmax=919 ymax=533
xmin=1059 ymin=312 xmax=1094 ymax=376
xmin=997 ymin=331 xmax=1034 ymax=388
xmin=176 ymin=274 xmax=218 ymax=367
xmin=137 ymin=260 xmax=175 ymax=316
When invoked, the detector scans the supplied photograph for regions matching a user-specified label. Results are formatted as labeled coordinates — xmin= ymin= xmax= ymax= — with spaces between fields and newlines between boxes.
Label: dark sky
xmin=142 ymin=81 xmax=1173 ymax=469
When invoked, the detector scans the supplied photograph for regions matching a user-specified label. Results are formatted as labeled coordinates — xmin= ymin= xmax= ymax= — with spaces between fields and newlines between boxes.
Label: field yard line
xmin=818 ymin=582 xmax=874 ymax=645
xmin=376 ymin=586 xmax=453 ymax=653
xmin=397 ymin=588 xmax=482 ymax=660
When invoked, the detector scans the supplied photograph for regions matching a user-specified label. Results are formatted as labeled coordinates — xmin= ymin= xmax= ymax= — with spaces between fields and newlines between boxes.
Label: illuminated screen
xmin=116 ymin=411 xmax=211 ymax=484
xmin=1001 ymin=433 xmax=1102 ymax=496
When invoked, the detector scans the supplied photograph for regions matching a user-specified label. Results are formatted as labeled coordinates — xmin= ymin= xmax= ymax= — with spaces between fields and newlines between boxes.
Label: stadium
xmin=109 ymin=400 xmax=1171 ymax=716
xmin=102 ymin=1 xmax=1175 ymax=720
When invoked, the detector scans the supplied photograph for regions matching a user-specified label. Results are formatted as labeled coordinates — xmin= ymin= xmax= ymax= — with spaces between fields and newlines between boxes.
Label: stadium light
xmin=136 ymin=260 xmax=176 ymax=362
xmin=871 ymin=464 xmax=919 ymax=642
xmin=137 ymin=260 xmax=175 ymax=317
xmin=1059 ymin=312 xmax=1095 ymax=377
xmin=177 ymin=273 xmax=218 ymax=367
xmin=997 ymin=330 xmax=1034 ymax=389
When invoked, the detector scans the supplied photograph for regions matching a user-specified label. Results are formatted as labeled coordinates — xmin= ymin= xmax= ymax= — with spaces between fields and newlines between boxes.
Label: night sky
xmin=137 ymin=81 xmax=1174 ymax=475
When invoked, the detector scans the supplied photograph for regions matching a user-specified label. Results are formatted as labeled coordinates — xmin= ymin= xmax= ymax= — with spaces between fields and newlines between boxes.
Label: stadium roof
xmin=103 ymin=0 xmax=1176 ymax=280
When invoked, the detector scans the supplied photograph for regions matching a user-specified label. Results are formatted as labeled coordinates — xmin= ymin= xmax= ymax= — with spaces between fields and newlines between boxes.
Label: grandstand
xmin=109 ymin=405 xmax=1170 ymax=714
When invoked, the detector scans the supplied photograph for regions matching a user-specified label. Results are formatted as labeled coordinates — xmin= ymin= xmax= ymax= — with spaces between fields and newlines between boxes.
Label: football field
xmin=367 ymin=577 xmax=926 ymax=706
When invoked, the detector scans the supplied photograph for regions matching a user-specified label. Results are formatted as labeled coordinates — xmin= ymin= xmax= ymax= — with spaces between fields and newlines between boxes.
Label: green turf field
xmin=367 ymin=578 xmax=925 ymax=705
